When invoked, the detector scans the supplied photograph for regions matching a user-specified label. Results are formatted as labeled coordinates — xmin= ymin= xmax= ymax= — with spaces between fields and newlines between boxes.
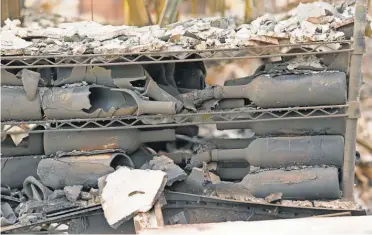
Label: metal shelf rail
xmin=1 ymin=105 xmax=347 ymax=134
xmin=1 ymin=41 xmax=352 ymax=68
xmin=342 ymin=0 xmax=367 ymax=200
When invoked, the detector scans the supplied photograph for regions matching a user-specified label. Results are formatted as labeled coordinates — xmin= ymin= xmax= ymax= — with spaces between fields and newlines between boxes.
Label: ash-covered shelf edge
xmin=1 ymin=105 xmax=348 ymax=134
xmin=1 ymin=41 xmax=353 ymax=69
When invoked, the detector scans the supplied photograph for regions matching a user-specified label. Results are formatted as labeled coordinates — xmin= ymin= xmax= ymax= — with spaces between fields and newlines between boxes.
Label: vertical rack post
xmin=342 ymin=0 xmax=367 ymax=200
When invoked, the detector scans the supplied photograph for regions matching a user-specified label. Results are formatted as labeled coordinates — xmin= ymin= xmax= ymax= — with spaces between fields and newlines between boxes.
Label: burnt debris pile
xmin=0 ymin=1 xmax=368 ymax=233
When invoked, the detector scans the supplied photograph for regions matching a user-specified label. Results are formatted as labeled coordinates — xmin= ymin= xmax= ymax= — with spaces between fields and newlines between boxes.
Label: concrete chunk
xmin=172 ymin=167 xmax=221 ymax=195
xmin=100 ymin=167 xmax=167 ymax=229
xmin=265 ymin=192 xmax=283 ymax=203
xmin=145 ymin=155 xmax=187 ymax=186
xmin=64 ymin=185 xmax=83 ymax=202
xmin=20 ymin=69 xmax=40 ymax=100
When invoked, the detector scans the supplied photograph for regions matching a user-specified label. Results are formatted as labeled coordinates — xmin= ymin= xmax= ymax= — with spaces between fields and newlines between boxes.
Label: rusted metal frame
xmin=1 ymin=105 xmax=347 ymax=134
xmin=163 ymin=191 xmax=366 ymax=217
xmin=342 ymin=0 xmax=367 ymax=200
xmin=1 ymin=41 xmax=352 ymax=69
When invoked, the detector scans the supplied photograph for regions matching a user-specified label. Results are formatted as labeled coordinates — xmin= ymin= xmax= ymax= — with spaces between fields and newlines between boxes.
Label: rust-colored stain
xmin=19 ymin=123 xmax=31 ymax=130
xmin=80 ymin=143 xmax=118 ymax=151
xmin=260 ymin=172 xmax=317 ymax=185
xmin=80 ymin=136 xmax=118 ymax=151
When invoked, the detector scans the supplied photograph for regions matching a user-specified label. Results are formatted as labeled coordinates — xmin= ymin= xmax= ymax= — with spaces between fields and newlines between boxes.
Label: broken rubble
xmin=100 ymin=167 xmax=167 ymax=229
xmin=265 ymin=193 xmax=283 ymax=203
xmin=172 ymin=167 xmax=221 ymax=195
xmin=1 ymin=2 xmax=355 ymax=56
xmin=313 ymin=200 xmax=359 ymax=210
xmin=280 ymin=200 xmax=313 ymax=208
xmin=16 ymin=198 xmax=79 ymax=216
xmin=80 ymin=191 xmax=92 ymax=201
xmin=47 ymin=190 xmax=65 ymax=200
xmin=143 ymin=155 xmax=187 ymax=186
xmin=20 ymin=69 xmax=41 ymax=101
xmin=64 ymin=185 xmax=83 ymax=202
xmin=206 ymin=182 xmax=261 ymax=203
xmin=18 ymin=213 xmax=43 ymax=226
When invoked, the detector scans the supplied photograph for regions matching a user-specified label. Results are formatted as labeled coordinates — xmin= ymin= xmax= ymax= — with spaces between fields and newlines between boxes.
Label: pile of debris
xmin=0 ymin=1 xmax=367 ymax=233
xmin=0 ymin=150 xmax=361 ymax=232
xmin=1 ymin=1 xmax=354 ymax=56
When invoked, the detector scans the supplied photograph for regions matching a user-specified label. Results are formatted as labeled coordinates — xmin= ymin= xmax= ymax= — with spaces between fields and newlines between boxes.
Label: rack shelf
xmin=1 ymin=105 xmax=347 ymax=134
xmin=1 ymin=41 xmax=352 ymax=69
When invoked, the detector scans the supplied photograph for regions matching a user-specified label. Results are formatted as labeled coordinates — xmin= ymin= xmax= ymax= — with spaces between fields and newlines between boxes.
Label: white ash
xmin=280 ymin=200 xmax=313 ymax=207
xmin=287 ymin=55 xmax=324 ymax=70
xmin=1 ymin=2 xmax=355 ymax=56
xmin=61 ymin=81 xmax=88 ymax=88
xmin=248 ymin=164 xmax=336 ymax=174
xmin=313 ymin=200 xmax=359 ymax=210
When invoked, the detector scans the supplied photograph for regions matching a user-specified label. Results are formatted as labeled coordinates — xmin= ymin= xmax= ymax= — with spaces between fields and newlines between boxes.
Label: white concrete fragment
xmin=100 ymin=167 xmax=167 ymax=229
xmin=1 ymin=30 xmax=32 ymax=55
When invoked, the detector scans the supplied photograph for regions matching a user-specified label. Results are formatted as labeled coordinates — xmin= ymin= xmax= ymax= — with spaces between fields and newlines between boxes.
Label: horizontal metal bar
xmin=1 ymin=115 xmax=347 ymax=134
xmin=1 ymin=106 xmax=347 ymax=134
xmin=2 ymin=41 xmax=353 ymax=59
xmin=1 ymin=41 xmax=353 ymax=68
xmin=1 ymin=105 xmax=349 ymax=124
xmin=1 ymin=50 xmax=353 ymax=69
